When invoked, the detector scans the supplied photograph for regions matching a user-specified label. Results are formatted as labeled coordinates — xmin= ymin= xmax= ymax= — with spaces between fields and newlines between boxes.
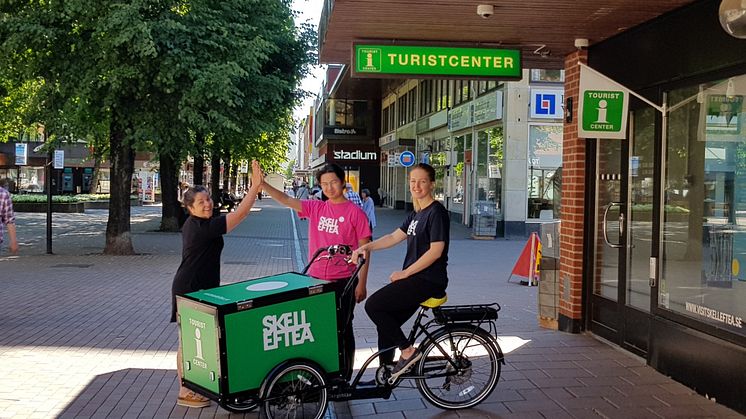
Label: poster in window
xmin=704 ymin=94 xmax=742 ymax=137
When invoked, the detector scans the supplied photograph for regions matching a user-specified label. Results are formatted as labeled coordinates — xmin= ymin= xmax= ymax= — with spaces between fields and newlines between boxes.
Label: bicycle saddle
xmin=420 ymin=295 xmax=448 ymax=308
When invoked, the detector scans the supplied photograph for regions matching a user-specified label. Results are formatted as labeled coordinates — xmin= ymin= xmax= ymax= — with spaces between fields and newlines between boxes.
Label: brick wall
xmin=559 ymin=50 xmax=588 ymax=322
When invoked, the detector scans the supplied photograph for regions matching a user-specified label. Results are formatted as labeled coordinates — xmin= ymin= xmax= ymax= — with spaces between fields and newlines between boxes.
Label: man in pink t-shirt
xmin=259 ymin=163 xmax=371 ymax=380
xmin=300 ymin=199 xmax=371 ymax=280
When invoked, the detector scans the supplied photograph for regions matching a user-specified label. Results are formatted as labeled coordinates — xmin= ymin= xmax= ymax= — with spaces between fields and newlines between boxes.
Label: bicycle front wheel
xmin=260 ymin=361 xmax=328 ymax=419
xmin=415 ymin=327 xmax=501 ymax=410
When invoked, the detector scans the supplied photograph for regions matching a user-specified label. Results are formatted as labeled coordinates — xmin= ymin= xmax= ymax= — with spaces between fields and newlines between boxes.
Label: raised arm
xmin=225 ymin=160 xmax=262 ymax=232
xmin=259 ymin=171 xmax=302 ymax=212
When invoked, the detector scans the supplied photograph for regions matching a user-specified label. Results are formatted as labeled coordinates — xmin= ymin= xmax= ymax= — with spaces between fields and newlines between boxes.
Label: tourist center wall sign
xmin=578 ymin=63 xmax=631 ymax=139
xmin=353 ymin=43 xmax=522 ymax=79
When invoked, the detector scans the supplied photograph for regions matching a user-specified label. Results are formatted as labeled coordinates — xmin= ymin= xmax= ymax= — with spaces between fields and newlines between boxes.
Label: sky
xmin=292 ymin=0 xmax=326 ymax=124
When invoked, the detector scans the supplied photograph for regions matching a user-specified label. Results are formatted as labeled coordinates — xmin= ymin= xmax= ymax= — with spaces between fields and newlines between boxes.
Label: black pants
xmin=365 ymin=276 xmax=446 ymax=364
xmin=329 ymin=279 xmax=356 ymax=381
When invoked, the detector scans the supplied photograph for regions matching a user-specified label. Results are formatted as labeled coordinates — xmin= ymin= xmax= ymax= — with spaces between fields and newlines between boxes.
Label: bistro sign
xmin=323 ymin=126 xmax=367 ymax=136
xmin=353 ymin=43 xmax=522 ymax=79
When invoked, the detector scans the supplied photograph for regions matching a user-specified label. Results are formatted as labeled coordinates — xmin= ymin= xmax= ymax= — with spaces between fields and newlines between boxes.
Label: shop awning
xmin=319 ymin=0 xmax=696 ymax=69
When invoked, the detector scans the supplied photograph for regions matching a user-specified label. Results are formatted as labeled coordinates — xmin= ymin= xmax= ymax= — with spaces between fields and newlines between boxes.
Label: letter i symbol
xmin=366 ymin=53 xmax=373 ymax=67
xmin=596 ymin=99 xmax=608 ymax=123
xmin=194 ymin=328 xmax=204 ymax=360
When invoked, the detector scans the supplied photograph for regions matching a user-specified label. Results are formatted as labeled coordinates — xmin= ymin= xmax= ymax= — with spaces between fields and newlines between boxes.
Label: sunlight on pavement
xmin=0 ymin=346 xmax=176 ymax=417
xmin=495 ymin=335 xmax=531 ymax=353
xmin=351 ymin=335 xmax=529 ymax=370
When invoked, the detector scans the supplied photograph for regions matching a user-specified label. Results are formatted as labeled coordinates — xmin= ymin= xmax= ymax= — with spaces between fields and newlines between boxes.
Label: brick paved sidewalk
xmin=0 ymin=201 xmax=741 ymax=418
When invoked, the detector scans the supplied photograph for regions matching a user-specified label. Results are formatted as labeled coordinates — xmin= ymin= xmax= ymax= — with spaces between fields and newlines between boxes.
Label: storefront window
xmin=476 ymin=127 xmax=503 ymax=214
xmin=326 ymin=99 xmax=368 ymax=128
xmin=451 ymin=135 xmax=466 ymax=213
xmin=662 ymin=75 xmax=746 ymax=337
xmin=527 ymin=124 xmax=563 ymax=219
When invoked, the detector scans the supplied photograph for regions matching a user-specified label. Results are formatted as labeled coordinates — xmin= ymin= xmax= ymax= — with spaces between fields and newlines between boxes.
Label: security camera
xmin=477 ymin=4 xmax=494 ymax=18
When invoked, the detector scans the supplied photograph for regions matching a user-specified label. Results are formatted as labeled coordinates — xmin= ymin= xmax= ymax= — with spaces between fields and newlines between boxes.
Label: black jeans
xmin=329 ymin=279 xmax=357 ymax=381
xmin=365 ymin=275 xmax=446 ymax=364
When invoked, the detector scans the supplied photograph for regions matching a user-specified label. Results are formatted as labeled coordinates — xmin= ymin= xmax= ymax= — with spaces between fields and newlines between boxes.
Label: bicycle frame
xmin=343 ymin=303 xmax=502 ymax=397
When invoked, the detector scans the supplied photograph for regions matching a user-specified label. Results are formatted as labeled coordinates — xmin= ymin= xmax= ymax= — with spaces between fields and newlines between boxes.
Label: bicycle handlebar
xmin=301 ymin=244 xmax=365 ymax=276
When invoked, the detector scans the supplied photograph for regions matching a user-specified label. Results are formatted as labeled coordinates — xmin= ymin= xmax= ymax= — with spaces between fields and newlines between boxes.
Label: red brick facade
xmin=559 ymin=50 xmax=588 ymax=322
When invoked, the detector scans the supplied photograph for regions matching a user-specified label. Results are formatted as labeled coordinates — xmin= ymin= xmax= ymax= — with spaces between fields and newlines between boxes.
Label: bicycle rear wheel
xmin=415 ymin=327 xmax=501 ymax=409
xmin=260 ymin=361 xmax=328 ymax=419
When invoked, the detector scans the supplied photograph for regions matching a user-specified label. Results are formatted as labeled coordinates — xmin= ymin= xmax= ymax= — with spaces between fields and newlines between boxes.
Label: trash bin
xmin=472 ymin=200 xmax=497 ymax=238
xmin=537 ymin=256 xmax=559 ymax=330
xmin=176 ymin=272 xmax=340 ymax=401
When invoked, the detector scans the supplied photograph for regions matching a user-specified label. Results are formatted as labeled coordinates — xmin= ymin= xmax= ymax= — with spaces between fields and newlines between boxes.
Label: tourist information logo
xmin=578 ymin=64 xmax=630 ymax=139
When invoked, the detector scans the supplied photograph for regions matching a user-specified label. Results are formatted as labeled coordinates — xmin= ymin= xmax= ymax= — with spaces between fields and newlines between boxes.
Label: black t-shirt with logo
xmin=398 ymin=201 xmax=450 ymax=287
xmin=170 ymin=214 xmax=227 ymax=322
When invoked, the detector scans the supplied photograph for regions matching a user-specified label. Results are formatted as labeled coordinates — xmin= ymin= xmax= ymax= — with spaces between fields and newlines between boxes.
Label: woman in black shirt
xmin=352 ymin=163 xmax=449 ymax=381
xmin=171 ymin=160 xmax=262 ymax=408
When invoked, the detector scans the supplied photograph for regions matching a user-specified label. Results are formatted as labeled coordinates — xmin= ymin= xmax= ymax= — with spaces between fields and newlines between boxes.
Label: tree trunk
xmin=90 ymin=154 xmax=101 ymax=193
xmin=222 ymin=150 xmax=231 ymax=191
xmin=104 ymin=115 xmax=135 ymax=255
xmin=230 ymin=162 xmax=239 ymax=194
xmin=210 ymin=144 xmax=222 ymax=217
xmin=159 ymin=148 xmax=181 ymax=232
xmin=193 ymin=132 xmax=205 ymax=186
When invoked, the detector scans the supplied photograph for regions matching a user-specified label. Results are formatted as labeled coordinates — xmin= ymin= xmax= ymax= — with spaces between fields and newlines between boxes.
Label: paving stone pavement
xmin=0 ymin=200 xmax=742 ymax=418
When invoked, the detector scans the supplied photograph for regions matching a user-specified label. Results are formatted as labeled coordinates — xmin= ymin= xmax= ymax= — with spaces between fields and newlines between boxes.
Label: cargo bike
xmin=176 ymin=244 xmax=505 ymax=418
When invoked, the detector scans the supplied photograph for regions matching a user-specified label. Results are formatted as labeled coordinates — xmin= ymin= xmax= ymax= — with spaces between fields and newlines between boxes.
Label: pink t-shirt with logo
xmin=299 ymin=199 xmax=372 ymax=280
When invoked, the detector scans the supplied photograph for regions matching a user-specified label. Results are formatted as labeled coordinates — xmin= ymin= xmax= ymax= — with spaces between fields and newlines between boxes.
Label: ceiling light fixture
xmin=719 ymin=0 xmax=746 ymax=38
xmin=477 ymin=4 xmax=494 ymax=18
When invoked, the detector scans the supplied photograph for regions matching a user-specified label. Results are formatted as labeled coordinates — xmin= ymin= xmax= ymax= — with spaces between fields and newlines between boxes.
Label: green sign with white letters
xmin=581 ymin=90 xmax=625 ymax=134
xmin=353 ymin=44 xmax=522 ymax=79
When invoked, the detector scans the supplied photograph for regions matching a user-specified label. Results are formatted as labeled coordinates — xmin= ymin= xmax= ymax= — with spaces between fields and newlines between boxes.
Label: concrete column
xmin=558 ymin=49 xmax=588 ymax=333
xmin=504 ymin=70 xmax=530 ymax=235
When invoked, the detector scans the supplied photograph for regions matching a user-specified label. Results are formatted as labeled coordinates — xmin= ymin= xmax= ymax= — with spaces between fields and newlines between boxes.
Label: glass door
xmin=589 ymin=109 xmax=654 ymax=356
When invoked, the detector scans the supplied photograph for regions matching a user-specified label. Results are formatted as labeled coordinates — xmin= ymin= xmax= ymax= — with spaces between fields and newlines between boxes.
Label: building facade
xmin=377 ymin=73 xmax=564 ymax=237
xmin=318 ymin=0 xmax=746 ymax=412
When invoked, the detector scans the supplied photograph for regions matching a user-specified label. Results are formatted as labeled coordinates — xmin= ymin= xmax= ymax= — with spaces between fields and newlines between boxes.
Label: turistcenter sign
xmin=353 ymin=43 xmax=522 ymax=79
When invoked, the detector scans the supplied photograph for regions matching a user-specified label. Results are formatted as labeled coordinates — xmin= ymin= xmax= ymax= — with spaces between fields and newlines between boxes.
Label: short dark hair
xmin=316 ymin=163 xmax=345 ymax=184
xmin=183 ymin=185 xmax=210 ymax=208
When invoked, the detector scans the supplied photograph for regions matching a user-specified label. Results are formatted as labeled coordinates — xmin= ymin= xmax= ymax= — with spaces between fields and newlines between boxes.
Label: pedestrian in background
xmin=296 ymin=182 xmax=310 ymax=200
xmin=0 ymin=180 xmax=18 ymax=255
xmin=345 ymin=183 xmax=363 ymax=208
xmin=360 ymin=188 xmax=376 ymax=233
xmin=377 ymin=186 xmax=388 ymax=207
xmin=170 ymin=161 xmax=262 ymax=409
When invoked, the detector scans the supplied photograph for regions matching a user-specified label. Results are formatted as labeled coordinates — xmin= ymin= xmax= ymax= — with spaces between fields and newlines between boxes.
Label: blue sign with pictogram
xmin=399 ymin=151 xmax=415 ymax=167
xmin=530 ymin=88 xmax=564 ymax=119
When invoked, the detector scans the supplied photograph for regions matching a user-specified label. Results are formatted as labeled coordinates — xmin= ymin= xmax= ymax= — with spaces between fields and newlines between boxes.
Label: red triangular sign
xmin=509 ymin=233 xmax=541 ymax=285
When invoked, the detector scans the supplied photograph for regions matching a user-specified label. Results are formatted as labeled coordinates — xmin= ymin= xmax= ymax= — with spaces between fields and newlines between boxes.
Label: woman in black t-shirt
xmin=352 ymin=163 xmax=449 ymax=381
xmin=170 ymin=161 xmax=263 ymax=408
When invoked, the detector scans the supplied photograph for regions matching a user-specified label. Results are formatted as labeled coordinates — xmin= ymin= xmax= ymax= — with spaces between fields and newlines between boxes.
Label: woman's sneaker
xmin=177 ymin=391 xmax=211 ymax=408
xmin=389 ymin=349 xmax=422 ymax=381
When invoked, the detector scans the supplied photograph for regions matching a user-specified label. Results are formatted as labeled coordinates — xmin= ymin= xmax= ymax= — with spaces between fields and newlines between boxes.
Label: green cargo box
xmin=176 ymin=272 xmax=340 ymax=403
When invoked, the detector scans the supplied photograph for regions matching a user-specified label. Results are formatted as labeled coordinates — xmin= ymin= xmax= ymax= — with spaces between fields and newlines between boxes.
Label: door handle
xmin=603 ymin=202 xmax=624 ymax=248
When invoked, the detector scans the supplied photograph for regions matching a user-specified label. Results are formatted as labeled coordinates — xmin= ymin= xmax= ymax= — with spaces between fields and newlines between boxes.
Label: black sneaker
xmin=389 ymin=349 xmax=422 ymax=381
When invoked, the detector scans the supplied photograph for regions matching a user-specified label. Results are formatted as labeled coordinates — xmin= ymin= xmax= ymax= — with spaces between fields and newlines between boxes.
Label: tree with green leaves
xmin=1 ymin=0 xmax=315 ymax=251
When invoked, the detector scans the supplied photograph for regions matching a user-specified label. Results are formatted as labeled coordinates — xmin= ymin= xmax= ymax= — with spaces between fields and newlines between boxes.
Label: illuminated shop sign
xmin=333 ymin=150 xmax=378 ymax=161
xmin=353 ymin=43 xmax=522 ymax=79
